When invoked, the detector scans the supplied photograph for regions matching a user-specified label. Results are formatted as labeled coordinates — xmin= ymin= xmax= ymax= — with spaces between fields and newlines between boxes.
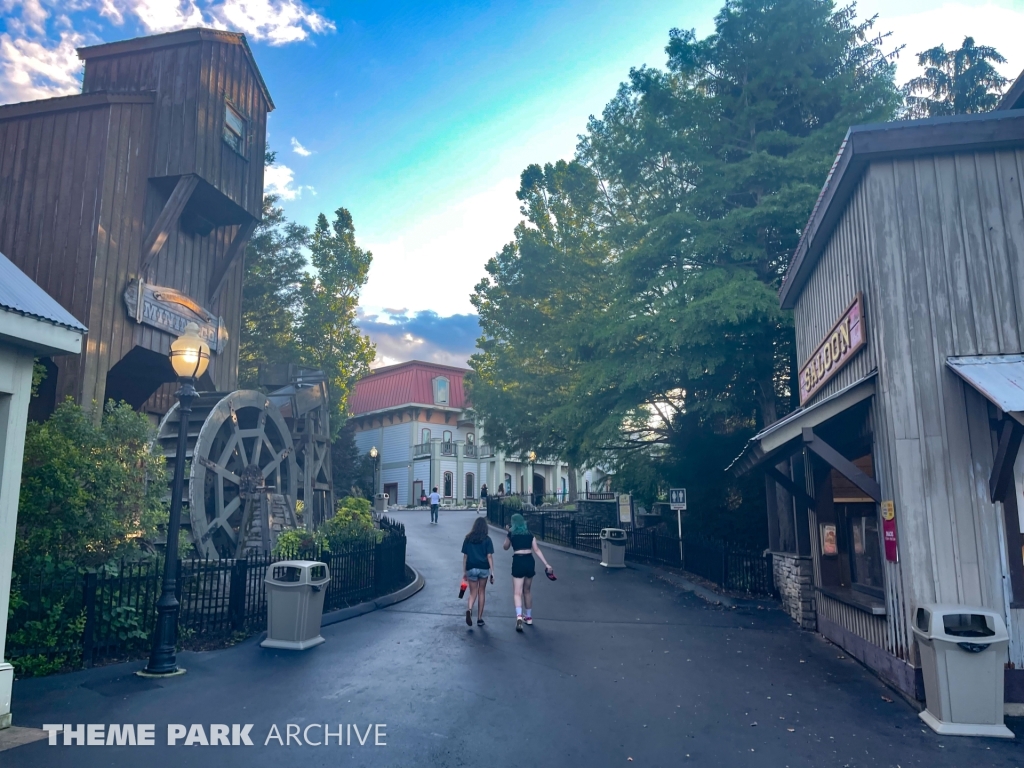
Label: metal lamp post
xmin=140 ymin=322 xmax=210 ymax=677
xmin=370 ymin=446 xmax=379 ymax=497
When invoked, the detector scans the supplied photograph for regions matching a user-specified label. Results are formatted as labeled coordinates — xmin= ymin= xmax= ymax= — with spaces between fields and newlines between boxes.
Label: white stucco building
xmin=0 ymin=252 xmax=85 ymax=730
xmin=348 ymin=361 xmax=606 ymax=507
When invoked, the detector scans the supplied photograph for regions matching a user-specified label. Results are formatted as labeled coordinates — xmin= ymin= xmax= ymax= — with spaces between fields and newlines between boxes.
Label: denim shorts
xmin=466 ymin=568 xmax=490 ymax=581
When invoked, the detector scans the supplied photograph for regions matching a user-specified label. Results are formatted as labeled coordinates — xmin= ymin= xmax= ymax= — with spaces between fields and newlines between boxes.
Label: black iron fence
xmin=486 ymin=498 xmax=775 ymax=597
xmin=8 ymin=520 xmax=409 ymax=673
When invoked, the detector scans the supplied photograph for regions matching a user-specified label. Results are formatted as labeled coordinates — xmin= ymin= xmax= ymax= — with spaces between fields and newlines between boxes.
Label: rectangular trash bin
xmin=600 ymin=528 xmax=627 ymax=568
xmin=374 ymin=492 xmax=389 ymax=513
xmin=912 ymin=604 xmax=1013 ymax=738
xmin=261 ymin=561 xmax=329 ymax=651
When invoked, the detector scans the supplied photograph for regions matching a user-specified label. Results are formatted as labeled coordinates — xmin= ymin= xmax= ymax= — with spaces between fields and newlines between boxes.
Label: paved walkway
xmin=5 ymin=509 xmax=1022 ymax=766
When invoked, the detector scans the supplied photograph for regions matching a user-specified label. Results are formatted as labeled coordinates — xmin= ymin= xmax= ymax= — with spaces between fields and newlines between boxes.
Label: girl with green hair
xmin=502 ymin=513 xmax=553 ymax=631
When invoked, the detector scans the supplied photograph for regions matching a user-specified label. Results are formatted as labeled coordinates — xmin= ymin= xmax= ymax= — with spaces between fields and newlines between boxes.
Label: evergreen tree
xmin=904 ymin=36 xmax=1009 ymax=118
xmin=469 ymin=160 xmax=609 ymax=499
xmin=296 ymin=208 xmax=376 ymax=435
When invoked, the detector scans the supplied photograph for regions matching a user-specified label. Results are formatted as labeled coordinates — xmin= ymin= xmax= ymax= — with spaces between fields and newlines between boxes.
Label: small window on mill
xmin=224 ymin=102 xmax=247 ymax=155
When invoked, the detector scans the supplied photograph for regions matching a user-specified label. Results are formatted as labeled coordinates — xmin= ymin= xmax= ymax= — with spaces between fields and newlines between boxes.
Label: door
xmin=384 ymin=483 xmax=398 ymax=507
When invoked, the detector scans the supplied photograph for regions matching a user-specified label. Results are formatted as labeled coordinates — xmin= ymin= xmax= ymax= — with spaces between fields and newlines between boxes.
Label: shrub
xmin=320 ymin=496 xmax=381 ymax=549
xmin=16 ymin=399 xmax=168 ymax=569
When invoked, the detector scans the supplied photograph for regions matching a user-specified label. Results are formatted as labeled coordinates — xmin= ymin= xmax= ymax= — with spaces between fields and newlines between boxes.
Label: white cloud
xmin=290 ymin=136 xmax=312 ymax=156
xmin=264 ymin=162 xmax=299 ymax=199
xmin=263 ymin=162 xmax=315 ymax=199
xmin=0 ymin=30 xmax=84 ymax=103
xmin=0 ymin=0 xmax=335 ymax=105
xmin=209 ymin=0 xmax=334 ymax=45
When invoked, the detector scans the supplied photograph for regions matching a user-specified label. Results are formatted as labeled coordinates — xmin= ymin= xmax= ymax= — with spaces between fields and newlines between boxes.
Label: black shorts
xmin=511 ymin=553 xmax=535 ymax=579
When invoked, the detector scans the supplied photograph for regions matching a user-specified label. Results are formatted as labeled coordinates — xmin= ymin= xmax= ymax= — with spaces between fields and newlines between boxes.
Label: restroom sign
xmin=881 ymin=500 xmax=898 ymax=562
xmin=670 ymin=489 xmax=687 ymax=511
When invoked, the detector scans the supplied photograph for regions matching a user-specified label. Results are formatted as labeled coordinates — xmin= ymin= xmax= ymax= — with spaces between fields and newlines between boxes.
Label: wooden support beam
xmin=208 ymin=218 xmax=257 ymax=304
xmin=138 ymin=174 xmax=199 ymax=278
xmin=989 ymin=417 xmax=1024 ymax=503
xmin=765 ymin=465 xmax=817 ymax=511
xmin=802 ymin=427 xmax=882 ymax=502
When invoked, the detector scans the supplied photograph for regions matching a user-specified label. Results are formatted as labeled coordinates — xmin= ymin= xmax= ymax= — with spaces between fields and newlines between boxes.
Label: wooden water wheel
xmin=156 ymin=391 xmax=298 ymax=558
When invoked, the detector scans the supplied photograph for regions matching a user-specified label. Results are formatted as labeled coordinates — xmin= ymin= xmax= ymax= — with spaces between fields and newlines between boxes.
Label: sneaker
xmin=516 ymin=616 xmax=524 ymax=632
xmin=465 ymin=610 xmax=472 ymax=627
xmin=477 ymin=618 xmax=485 ymax=626
xmin=524 ymin=617 xmax=533 ymax=626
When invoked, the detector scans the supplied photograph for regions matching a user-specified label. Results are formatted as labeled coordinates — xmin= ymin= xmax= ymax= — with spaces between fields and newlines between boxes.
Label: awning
xmin=729 ymin=371 xmax=877 ymax=476
xmin=947 ymin=355 xmax=1024 ymax=423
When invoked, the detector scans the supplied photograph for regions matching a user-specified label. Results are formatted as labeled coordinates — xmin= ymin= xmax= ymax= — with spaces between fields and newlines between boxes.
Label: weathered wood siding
xmin=794 ymin=150 xmax=1024 ymax=668
xmin=0 ymin=95 xmax=153 ymax=407
xmin=81 ymin=35 xmax=268 ymax=218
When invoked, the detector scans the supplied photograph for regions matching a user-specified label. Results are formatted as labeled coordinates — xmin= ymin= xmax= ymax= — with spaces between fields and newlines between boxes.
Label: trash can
xmin=912 ymin=604 xmax=1013 ymax=738
xmin=374 ymin=492 xmax=389 ymax=513
xmin=261 ymin=561 xmax=330 ymax=650
xmin=600 ymin=528 xmax=627 ymax=568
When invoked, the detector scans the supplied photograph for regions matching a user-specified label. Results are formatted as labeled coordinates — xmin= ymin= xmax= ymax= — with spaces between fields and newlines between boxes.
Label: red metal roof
xmin=349 ymin=361 xmax=470 ymax=415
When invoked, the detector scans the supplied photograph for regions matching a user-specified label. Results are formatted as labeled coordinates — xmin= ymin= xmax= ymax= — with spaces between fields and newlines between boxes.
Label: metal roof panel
xmin=0 ymin=251 xmax=87 ymax=332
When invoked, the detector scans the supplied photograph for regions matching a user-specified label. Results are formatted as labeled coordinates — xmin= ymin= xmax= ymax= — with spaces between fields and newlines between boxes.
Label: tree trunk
xmin=567 ymin=462 xmax=578 ymax=503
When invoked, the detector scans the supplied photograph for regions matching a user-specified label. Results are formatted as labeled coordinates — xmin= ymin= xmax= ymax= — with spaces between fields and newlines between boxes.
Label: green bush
xmin=16 ymin=399 xmax=168 ymax=569
xmin=8 ymin=598 xmax=86 ymax=677
xmin=321 ymin=496 xmax=381 ymax=548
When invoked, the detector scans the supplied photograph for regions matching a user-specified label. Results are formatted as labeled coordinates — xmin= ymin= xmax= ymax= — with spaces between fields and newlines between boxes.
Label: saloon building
xmin=734 ymin=82 xmax=1024 ymax=709
xmin=0 ymin=28 xmax=270 ymax=420
xmin=348 ymin=360 xmax=606 ymax=506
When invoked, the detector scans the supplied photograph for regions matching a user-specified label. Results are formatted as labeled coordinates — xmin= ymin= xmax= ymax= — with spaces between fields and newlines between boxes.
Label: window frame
xmin=433 ymin=376 xmax=450 ymax=405
xmin=443 ymin=471 xmax=454 ymax=499
xmin=223 ymin=99 xmax=249 ymax=159
xmin=465 ymin=472 xmax=475 ymax=499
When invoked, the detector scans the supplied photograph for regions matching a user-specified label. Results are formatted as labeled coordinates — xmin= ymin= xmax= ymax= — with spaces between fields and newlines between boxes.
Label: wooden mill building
xmin=734 ymin=72 xmax=1024 ymax=712
xmin=0 ymin=28 xmax=271 ymax=418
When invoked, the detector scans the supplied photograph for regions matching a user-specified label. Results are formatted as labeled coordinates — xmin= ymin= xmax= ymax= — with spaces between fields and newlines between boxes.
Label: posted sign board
xmin=669 ymin=489 xmax=687 ymax=511
xmin=881 ymin=500 xmax=898 ymax=562
xmin=798 ymin=294 xmax=865 ymax=404
xmin=617 ymin=494 xmax=632 ymax=525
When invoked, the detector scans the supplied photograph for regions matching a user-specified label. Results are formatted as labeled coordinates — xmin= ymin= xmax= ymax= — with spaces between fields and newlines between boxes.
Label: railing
xmin=485 ymin=498 xmax=775 ymax=597
xmin=412 ymin=442 xmax=430 ymax=456
xmin=478 ymin=445 xmax=494 ymax=458
xmin=463 ymin=444 xmax=477 ymax=458
xmin=8 ymin=522 xmax=409 ymax=673
xmin=584 ymin=491 xmax=616 ymax=500
xmin=441 ymin=441 xmax=455 ymax=456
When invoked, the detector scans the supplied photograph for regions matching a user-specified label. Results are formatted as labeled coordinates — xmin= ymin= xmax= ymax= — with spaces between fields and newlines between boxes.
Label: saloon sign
xmin=798 ymin=294 xmax=865 ymax=404
xmin=124 ymin=279 xmax=228 ymax=353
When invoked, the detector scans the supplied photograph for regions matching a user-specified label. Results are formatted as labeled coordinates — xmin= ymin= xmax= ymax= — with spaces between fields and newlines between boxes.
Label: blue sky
xmin=3 ymin=0 xmax=1024 ymax=366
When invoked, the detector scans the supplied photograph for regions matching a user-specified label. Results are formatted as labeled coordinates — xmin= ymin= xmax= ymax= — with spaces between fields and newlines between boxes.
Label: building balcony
xmin=464 ymin=444 xmax=477 ymax=458
xmin=413 ymin=442 xmax=430 ymax=458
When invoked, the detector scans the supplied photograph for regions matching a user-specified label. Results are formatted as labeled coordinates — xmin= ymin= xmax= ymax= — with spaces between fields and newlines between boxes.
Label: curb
xmin=485 ymin=520 xmax=776 ymax=609
xmin=320 ymin=565 xmax=425 ymax=628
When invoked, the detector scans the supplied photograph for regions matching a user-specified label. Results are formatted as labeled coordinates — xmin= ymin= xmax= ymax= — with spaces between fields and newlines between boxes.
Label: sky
xmin=3 ymin=0 xmax=1024 ymax=367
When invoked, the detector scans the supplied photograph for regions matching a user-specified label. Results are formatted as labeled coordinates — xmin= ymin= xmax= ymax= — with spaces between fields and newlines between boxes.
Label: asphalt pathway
xmin=5 ymin=509 xmax=1022 ymax=767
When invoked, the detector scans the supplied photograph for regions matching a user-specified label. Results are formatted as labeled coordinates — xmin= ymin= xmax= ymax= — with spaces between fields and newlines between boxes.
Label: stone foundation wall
xmin=773 ymin=553 xmax=816 ymax=630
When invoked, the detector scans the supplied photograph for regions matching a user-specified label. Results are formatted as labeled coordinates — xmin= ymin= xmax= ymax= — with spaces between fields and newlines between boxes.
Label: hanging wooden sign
xmin=124 ymin=279 xmax=227 ymax=353
xmin=798 ymin=294 xmax=865 ymax=404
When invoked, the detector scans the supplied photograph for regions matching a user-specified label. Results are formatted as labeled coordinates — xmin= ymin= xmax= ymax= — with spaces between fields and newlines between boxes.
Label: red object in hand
xmin=545 ymin=568 xmax=556 ymax=581
xmin=459 ymin=580 xmax=468 ymax=598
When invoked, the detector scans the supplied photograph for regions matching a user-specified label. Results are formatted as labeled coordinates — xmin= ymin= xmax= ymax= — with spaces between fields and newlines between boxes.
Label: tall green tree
xmin=238 ymin=191 xmax=309 ymax=388
xmin=904 ymin=36 xmax=1009 ymax=118
xmin=572 ymin=0 xmax=900 ymax=535
xmin=238 ymin=151 xmax=308 ymax=387
xmin=296 ymin=207 xmax=376 ymax=434
xmin=469 ymin=160 xmax=609 ymax=499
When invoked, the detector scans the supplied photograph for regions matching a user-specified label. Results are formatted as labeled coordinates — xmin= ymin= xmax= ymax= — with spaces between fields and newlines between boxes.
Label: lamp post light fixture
xmin=369 ymin=446 xmax=379 ymax=497
xmin=140 ymin=322 xmax=210 ymax=678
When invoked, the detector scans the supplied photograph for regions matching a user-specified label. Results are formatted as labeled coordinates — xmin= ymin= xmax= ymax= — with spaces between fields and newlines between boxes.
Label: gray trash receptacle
xmin=912 ymin=604 xmax=1013 ymax=738
xmin=600 ymin=528 xmax=627 ymax=568
xmin=374 ymin=492 xmax=389 ymax=513
xmin=261 ymin=561 xmax=329 ymax=650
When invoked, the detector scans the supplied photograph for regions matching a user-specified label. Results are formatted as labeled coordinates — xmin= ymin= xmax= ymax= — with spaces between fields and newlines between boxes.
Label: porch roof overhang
xmin=729 ymin=371 xmax=877 ymax=476
xmin=947 ymin=355 xmax=1024 ymax=424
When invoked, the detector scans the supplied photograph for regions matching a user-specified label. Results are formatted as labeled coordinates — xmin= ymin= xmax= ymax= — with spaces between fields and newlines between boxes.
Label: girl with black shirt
xmin=502 ymin=513 xmax=553 ymax=632
xmin=461 ymin=517 xmax=494 ymax=626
